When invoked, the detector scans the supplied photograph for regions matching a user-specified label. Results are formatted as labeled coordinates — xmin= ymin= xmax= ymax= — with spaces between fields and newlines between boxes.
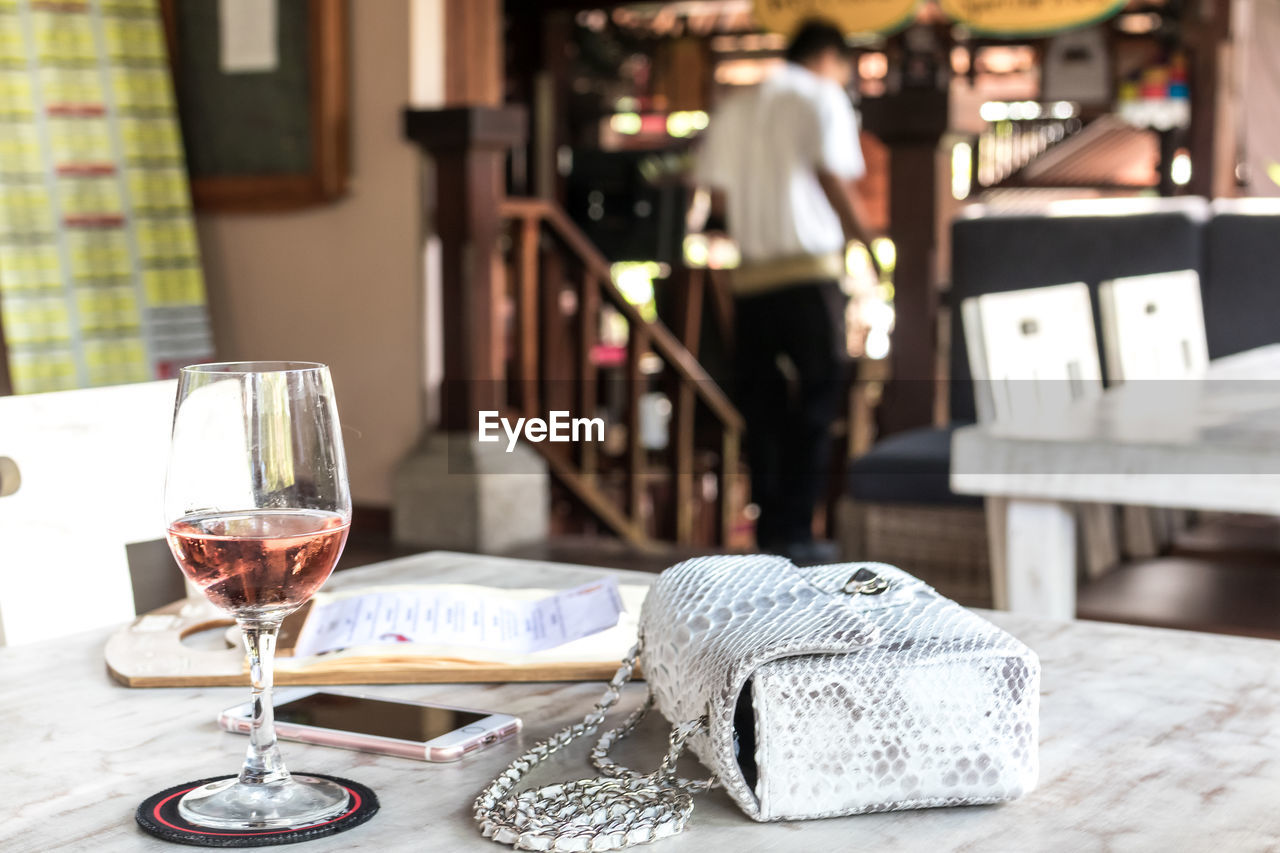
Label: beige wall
xmin=196 ymin=0 xmax=423 ymax=507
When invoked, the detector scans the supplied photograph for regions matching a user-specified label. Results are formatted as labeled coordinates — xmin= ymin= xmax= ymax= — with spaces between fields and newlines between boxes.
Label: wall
xmin=1239 ymin=0 xmax=1278 ymax=197
xmin=196 ymin=0 xmax=422 ymax=507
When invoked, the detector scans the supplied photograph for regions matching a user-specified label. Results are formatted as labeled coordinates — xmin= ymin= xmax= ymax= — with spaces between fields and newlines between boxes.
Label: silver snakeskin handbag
xmin=475 ymin=556 xmax=1040 ymax=851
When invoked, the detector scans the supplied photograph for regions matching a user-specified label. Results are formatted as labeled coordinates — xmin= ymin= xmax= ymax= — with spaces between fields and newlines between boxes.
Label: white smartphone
xmin=219 ymin=688 xmax=521 ymax=762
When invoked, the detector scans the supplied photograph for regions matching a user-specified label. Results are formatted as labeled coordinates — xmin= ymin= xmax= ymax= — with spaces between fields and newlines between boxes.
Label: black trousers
xmin=733 ymin=280 xmax=848 ymax=547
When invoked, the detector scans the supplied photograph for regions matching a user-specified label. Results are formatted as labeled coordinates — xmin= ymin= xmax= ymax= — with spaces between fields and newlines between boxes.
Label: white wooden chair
xmin=961 ymin=282 xmax=1119 ymax=607
xmin=963 ymin=281 xmax=1104 ymax=424
xmin=1100 ymin=270 xmax=1208 ymax=382
xmin=1099 ymin=269 xmax=1207 ymax=556
xmin=0 ymin=380 xmax=176 ymax=646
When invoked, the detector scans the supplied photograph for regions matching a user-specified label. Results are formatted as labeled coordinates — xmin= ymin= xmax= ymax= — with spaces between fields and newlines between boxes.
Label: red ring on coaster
xmin=150 ymin=785 xmax=363 ymax=836
xmin=136 ymin=773 xmax=379 ymax=847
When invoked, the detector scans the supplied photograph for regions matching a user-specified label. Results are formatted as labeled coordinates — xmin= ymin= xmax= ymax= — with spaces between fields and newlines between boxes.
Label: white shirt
xmin=695 ymin=63 xmax=865 ymax=263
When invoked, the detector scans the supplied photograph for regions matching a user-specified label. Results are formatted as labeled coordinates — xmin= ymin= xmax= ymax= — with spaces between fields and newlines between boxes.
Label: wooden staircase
xmin=497 ymin=197 xmax=744 ymax=549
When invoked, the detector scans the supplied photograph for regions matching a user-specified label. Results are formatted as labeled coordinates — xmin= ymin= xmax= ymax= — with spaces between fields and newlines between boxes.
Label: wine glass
xmin=165 ymin=362 xmax=352 ymax=829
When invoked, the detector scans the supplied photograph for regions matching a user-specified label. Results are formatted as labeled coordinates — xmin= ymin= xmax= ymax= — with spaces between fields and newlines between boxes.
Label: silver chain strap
xmin=474 ymin=640 xmax=717 ymax=851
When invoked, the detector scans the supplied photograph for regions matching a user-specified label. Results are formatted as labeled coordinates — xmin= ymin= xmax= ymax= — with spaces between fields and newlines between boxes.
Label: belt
xmin=729 ymin=252 xmax=846 ymax=295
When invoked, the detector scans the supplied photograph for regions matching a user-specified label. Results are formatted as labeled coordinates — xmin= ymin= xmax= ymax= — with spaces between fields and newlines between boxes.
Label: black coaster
xmin=136 ymin=774 xmax=379 ymax=848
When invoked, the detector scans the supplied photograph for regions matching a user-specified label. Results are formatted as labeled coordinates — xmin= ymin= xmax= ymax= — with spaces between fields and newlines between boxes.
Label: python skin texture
xmin=635 ymin=555 xmax=1040 ymax=822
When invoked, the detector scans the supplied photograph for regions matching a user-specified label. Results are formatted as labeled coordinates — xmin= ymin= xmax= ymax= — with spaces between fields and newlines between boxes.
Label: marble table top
xmin=952 ymin=344 xmax=1280 ymax=512
xmin=4 ymin=551 xmax=1280 ymax=852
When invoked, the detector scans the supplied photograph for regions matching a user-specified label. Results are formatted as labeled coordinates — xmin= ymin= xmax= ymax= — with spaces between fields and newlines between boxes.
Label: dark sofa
xmin=838 ymin=196 xmax=1277 ymax=598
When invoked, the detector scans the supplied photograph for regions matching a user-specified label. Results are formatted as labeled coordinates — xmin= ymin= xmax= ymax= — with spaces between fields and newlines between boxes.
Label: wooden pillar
xmin=1156 ymin=129 xmax=1180 ymax=197
xmin=403 ymin=106 xmax=527 ymax=431
xmin=863 ymin=88 xmax=949 ymax=436
xmin=1185 ymin=0 xmax=1235 ymax=199
xmin=443 ymin=0 xmax=502 ymax=107
xmin=394 ymin=3 xmax=550 ymax=554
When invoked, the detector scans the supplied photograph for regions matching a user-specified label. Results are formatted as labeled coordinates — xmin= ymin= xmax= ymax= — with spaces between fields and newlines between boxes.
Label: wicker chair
xmin=838 ymin=436 xmax=990 ymax=606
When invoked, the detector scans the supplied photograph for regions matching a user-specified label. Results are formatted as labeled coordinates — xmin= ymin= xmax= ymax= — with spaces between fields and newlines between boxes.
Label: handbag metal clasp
xmin=843 ymin=567 xmax=889 ymax=595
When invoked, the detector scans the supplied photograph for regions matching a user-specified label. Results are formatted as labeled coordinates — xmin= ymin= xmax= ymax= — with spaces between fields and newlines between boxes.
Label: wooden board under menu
xmin=104 ymin=551 xmax=655 ymax=688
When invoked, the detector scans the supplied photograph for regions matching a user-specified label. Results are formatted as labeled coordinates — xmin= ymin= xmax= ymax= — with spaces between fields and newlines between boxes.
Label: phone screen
xmin=273 ymin=693 xmax=489 ymax=742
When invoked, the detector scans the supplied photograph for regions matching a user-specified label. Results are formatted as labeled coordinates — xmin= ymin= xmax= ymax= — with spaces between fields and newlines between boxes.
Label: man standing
xmin=695 ymin=20 xmax=873 ymax=563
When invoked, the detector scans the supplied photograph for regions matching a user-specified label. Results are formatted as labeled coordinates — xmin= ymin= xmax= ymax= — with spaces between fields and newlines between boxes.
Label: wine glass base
xmin=178 ymin=774 xmax=350 ymax=830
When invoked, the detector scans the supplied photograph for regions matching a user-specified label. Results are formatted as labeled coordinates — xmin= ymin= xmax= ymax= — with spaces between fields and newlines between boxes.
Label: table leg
xmin=1120 ymin=506 xmax=1165 ymax=560
xmin=984 ymin=497 xmax=1009 ymax=610
xmin=995 ymin=498 xmax=1077 ymax=620
xmin=1080 ymin=503 xmax=1121 ymax=579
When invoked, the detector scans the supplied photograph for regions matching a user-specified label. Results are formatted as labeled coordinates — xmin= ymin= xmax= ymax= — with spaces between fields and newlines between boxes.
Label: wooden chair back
xmin=0 ymin=380 xmax=176 ymax=646
xmin=961 ymin=282 xmax=1103 ymax=424
xmin=1099 ymin=269 xmax=1208 ymax=381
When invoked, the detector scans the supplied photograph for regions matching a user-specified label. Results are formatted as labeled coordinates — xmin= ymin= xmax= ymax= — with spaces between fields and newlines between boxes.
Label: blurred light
xmin=865 ymin=327 xmax=891 ymax=360
xmin=979 ymin=101 xmax=1009 ymax=122
xmin=638 ymin=354 xmax=664 ymax=376
xmin=715 ymin=57 xmax=782 ymax=86
xmin=615 ymin=96 xmax=639 ymax=112
xmin=712 ymin=33 xmax=786 ymax=52
xmin=640 ymin=114 xmax=667 ymax=135
xmin=846 ymin=242 xmax=872 ymax=278
xmin=859 ymin=52 xmax=888 ymax=81
xmin=639 ymin=392 xmax=670 ymax=450
xmin=666 ymin=110 xmax=708 ymax=138
xmin=637 ymin=155 xmax=662 ymax=183
xmin=611 ymin=262 xmax=662 ymax=321
xmin=1171 ymin=149 xmax=1192 ymax=186
xmin=951 ymin=142 xmax=972 ymax=200
xmin=981 ymin=100 xmax=1064 ymax=123
xmin=1051 ymin=101 xmax=1076 ymax=119
xmin=707 ymin=236 xmax=741 ymax=270
xmin=865 ymin=300 xmax=895 ymax=360
xmin=870 ymin=237 xmax=896 ymax=274
xmin=977 ymin=45 xmax=1035 ymax=74
xmin=1007 ymin=100 xmax=1041 ymax=120
xmin=610 ymin=112 xmax=642 ymax=135
xmin=650 ymin=6 xmax=677 ymax=34
xmin=687 ymin=188 xmax=711 ymax=231
xmin=614 ymin=260 xmax=662 ymax=279
xmin=684 ymin=233 xmax=710 ymax=267
xmin=600 ymin=304 xmax=628 ymax=347
xmin=950 ymin=46 xmax=971 ymax=75
xmin=576 ymin=9 xmax=608 ymax=30
xmin=1115 ymin=12 xmax=1161 ymax=34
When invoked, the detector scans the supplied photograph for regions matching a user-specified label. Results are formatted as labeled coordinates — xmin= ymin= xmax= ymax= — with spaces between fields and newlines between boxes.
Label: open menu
xmin=274 ymin=579 xmax=647 ymax=677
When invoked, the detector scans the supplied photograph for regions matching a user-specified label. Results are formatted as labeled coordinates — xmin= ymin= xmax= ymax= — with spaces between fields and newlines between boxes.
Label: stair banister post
xmin=403 ymin=106 xmax=527 ymax=430
xmin=396 ymin=105 xmax=550 ymax=555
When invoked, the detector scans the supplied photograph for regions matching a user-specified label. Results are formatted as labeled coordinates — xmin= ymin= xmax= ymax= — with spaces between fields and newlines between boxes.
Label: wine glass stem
xmin=238 ymin=619 xmax=290 ymax=787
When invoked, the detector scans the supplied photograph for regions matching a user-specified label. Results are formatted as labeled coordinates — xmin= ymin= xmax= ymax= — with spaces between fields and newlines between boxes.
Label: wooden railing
xmin=975 ymin=114 xmax=1086 ymax=190
xmin=498 ymin=197 xmax=743 ymax=548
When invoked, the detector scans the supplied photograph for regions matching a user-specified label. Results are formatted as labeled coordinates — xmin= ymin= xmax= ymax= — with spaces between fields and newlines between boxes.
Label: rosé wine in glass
xmin=168 ymin=509 xmax=348 ymax=618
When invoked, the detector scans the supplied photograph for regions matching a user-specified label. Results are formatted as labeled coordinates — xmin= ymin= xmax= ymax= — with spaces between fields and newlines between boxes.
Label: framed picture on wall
xmin=159 ymin=0 xmax=350 ymax=211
